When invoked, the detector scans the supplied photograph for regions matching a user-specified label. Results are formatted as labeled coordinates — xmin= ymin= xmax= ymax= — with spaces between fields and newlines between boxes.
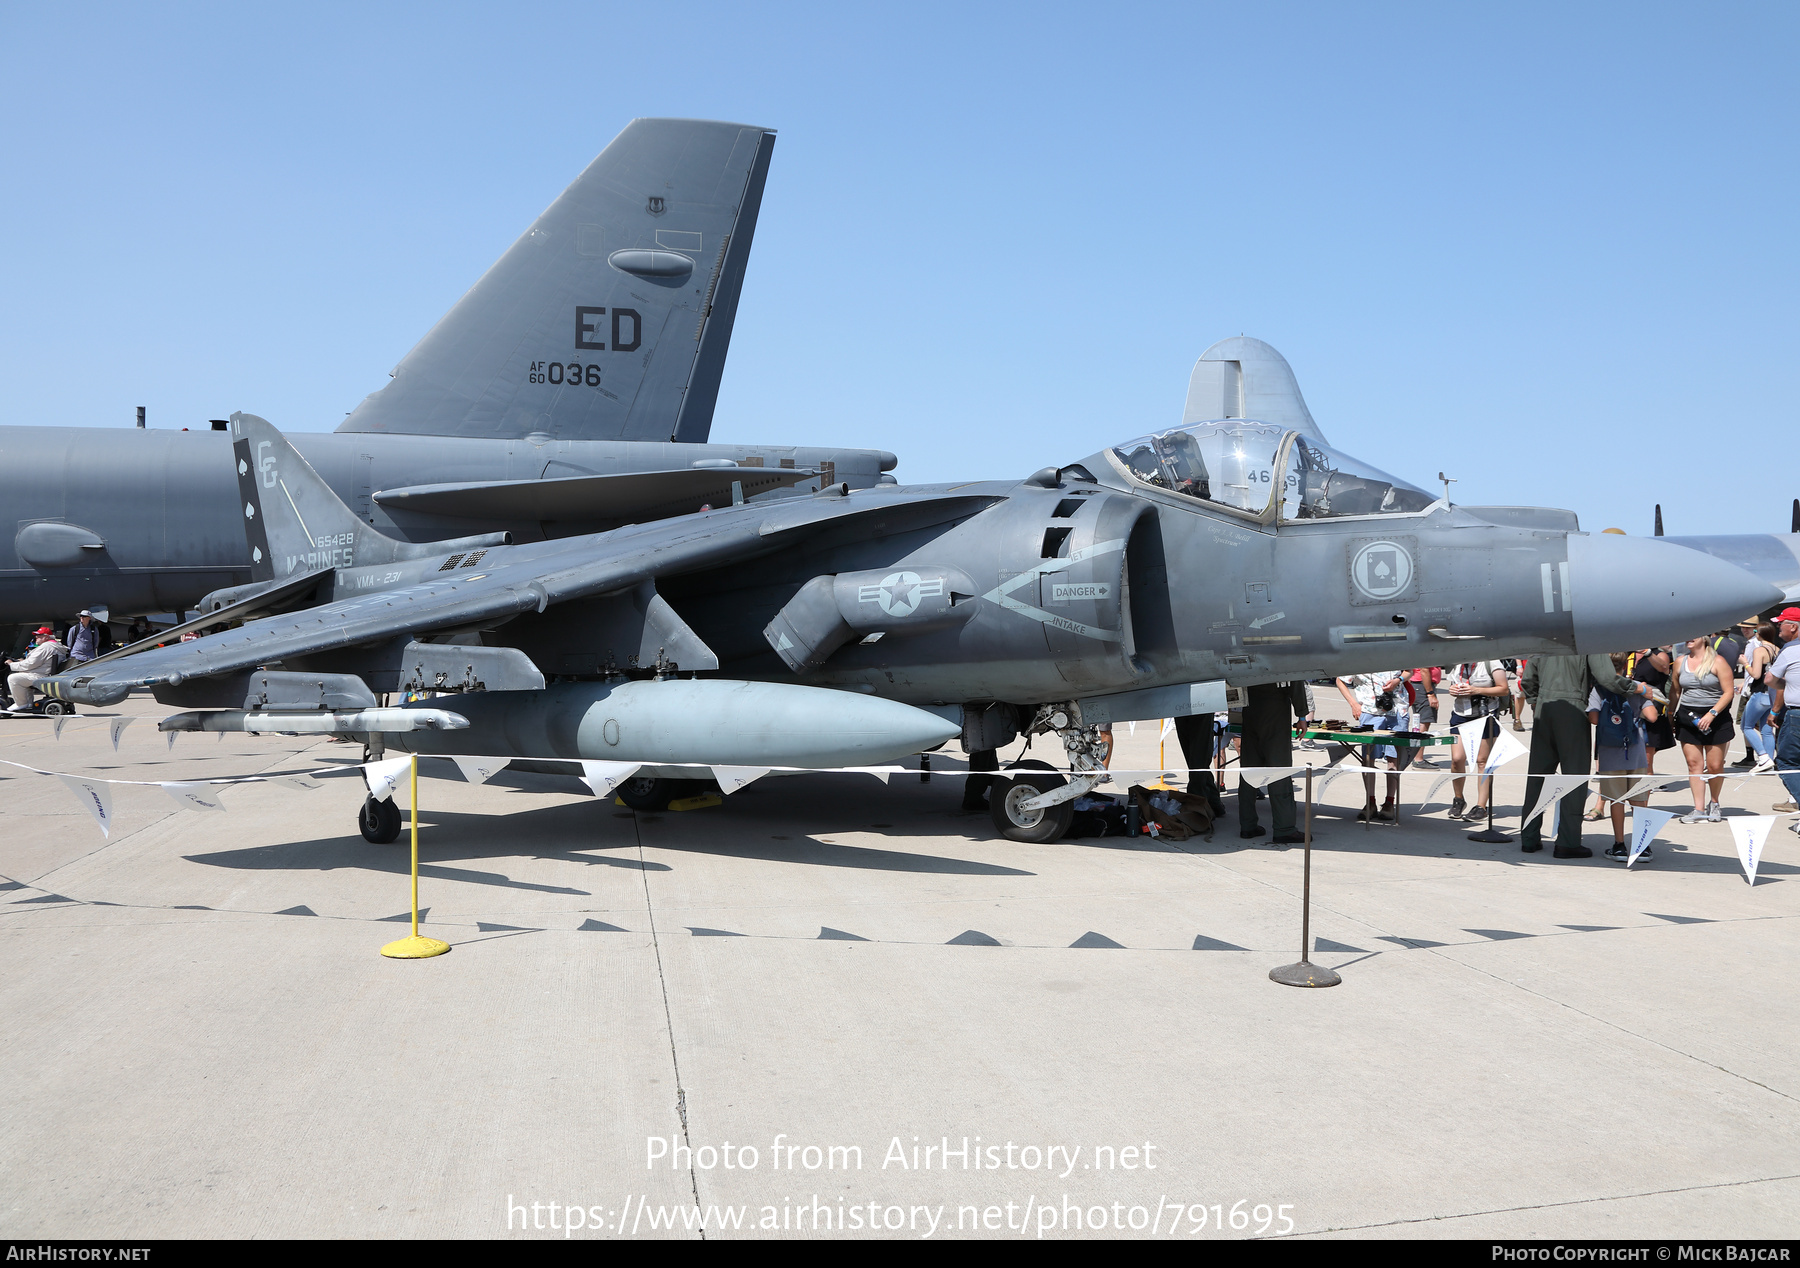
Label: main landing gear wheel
xmin=616 ymin=776 xmax=680 ymax=812
xmin=359 ymin=795 xmax=402 ymax=844
xmin=990 ymin=759 xmax=1074 ymax=843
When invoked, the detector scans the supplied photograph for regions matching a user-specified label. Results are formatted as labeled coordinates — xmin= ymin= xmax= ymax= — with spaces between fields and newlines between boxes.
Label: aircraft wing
xmin=42 ymin=488 xmax=1000 ymax=707
xmin=373 ymin=465 xmax=816 ymax=525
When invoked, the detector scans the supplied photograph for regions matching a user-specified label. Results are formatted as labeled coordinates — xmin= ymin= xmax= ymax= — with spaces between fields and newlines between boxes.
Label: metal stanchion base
xmin=1270 ymin=960 xmax=1342 ymax=988
xmin=1466 ymin=827 xmax=1512 ymax=843
xmin=381 ymin=934 xmax=451 ymax=959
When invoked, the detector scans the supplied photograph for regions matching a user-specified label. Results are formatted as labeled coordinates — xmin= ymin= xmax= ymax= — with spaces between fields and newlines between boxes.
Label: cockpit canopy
xmin=1108 ymin=420 xmax=1436 ymax=521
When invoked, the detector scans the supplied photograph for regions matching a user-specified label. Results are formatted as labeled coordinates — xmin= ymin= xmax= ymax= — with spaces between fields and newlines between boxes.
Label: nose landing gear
xmin=989 ymin=706 xmax=1111 ymax=843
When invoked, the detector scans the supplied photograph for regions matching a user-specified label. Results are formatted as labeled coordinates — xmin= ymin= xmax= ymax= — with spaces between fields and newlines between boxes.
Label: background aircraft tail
xmin=337 ymin=118 xmax=774 ymax=444
xmin=234 ymin=413 xmax=503 ymax=582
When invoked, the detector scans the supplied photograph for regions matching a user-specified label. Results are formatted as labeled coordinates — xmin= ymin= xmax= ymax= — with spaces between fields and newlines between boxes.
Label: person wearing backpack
xmin=1588 ymin=652 xmax=1660 ymax=860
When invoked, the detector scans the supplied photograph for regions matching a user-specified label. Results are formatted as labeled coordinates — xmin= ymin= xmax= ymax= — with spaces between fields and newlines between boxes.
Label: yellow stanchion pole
xmin=381 ymin=752 xmax=450 ymax=959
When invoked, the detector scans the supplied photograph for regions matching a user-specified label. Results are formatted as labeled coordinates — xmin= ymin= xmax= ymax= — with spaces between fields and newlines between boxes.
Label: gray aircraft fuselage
xmin=0 ymin=426 xmax=894 ymax=627
xmin=660 ymin=449 xmax=1773 ymax=704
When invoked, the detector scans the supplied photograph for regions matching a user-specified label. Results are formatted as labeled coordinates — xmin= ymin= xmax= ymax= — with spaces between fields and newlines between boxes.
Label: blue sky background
xmin=1 ymin=2 xmax=1794 ymax=535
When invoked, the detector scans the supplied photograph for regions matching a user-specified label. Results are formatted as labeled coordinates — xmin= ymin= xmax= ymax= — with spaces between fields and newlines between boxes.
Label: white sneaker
xmin=1707 ymin=800 xmax=1723 ymax=823
xmin=1679 ymin=810 xmax=1707 ymax=825
xmin=1753 ymin=755 xmax=1776 ymax=774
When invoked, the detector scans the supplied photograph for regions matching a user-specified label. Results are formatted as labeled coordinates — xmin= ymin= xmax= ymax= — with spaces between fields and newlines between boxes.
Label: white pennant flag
xmin=52 ymin=712 xmax=68 ymax=741
xmin=1316 ymin=752 xmax=1372 ymax=800
xmin=1238 ymin=766 xmax=1304 ymax=791
xmin=711 ymin=765 xmax=771 ymax=795
xmin=161 ymin=781 xmax=224 ymax=812
xmin=1127 ymin=720 xmax=1137 ymax=736
xmin=108 ymin=716 xmax=133 ymax=751
xmin=859 ymin=767 xmax=892 ymax=785
xmin=1454 ymin=714 xmax=1488 ymax=754
xmin=450 ymin=755 xmax=510 ymax=786
xmin=364 ymin=756 xmax=414 ymax=803
xmin=1729 ymin=816 xmax=1776 ymax=886
xmin=1628 ymin=805 xmax=1676 ymax=867
xmin=1159 ymin=717 xmax=1175 ymax=741
xmin=1482 ymin=726 xmax=1529 ymax=774
xmin=1521 ymin=774 xmax=1591 ymax=830
xmin=1417 ymin=771 xmax=1457 ymax=812
xmin=578 ymin=760 xmax=640 ymax=799
xmin=266 ymin=775 xmax=321 ymax=791
xmin=58 ymin=774 xmax=114 ymax=836
xmin=165 ymin=728 xmax=179 ymax=751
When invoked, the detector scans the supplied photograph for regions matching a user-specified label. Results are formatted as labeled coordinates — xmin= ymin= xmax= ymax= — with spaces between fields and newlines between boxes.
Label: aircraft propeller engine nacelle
xmin=763 ymin=566 xmax=980 ymax=672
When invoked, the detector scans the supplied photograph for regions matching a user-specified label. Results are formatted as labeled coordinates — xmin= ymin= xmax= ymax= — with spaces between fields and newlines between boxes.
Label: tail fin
xmin=336 ymin=118 xmax=774 ymax=444
xmin=232 ymin=413 xmax=503 ymax=581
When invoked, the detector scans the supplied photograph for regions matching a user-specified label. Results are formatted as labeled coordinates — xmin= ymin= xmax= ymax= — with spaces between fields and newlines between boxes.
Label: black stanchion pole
xmin=1271 ymin=766 xmax=1341 ymax=988
xmin=1468 ymin=760 xmax=1512 ymax=844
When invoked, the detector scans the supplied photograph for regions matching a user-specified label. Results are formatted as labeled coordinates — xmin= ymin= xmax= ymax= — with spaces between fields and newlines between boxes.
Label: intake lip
xmin=1567 ymin=532 xmax=1782 ymax=655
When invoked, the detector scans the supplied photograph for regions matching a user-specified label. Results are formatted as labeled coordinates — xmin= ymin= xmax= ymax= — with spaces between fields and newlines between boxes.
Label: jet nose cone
xmin=1567 ymin=533 xmax=1782 ymax=654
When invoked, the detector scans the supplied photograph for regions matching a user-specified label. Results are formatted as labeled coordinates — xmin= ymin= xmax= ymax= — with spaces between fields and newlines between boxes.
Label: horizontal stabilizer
xmin=337 ymin=118 xmax=775 ymax=443
xmin=374 ymin=465 xmax=816 ymax=526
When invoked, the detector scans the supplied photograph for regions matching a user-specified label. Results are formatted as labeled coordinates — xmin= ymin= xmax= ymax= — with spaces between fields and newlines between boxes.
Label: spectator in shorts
xmin=1589 ymin=651 xmax=1659 ymax=860
xmin=1335 ymin=671 xmax=1404 ymax=821
xmin=1507 ymin=658 xmax=1528 ymax=730
xmin=1441 ymin=659 xmax=1510 ymax=820
xmin=1672 ymin=634 xmax=1738 ymax=823
xmin=1408 ymin=667 xmax=1444 ymax=767
xmin=1763 ymin=608 xmax=1800 ymax=820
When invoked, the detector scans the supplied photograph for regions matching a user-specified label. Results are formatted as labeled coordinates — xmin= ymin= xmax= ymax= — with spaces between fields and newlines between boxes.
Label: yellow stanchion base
xmin=668 ymin=793 xmax=724 ymax=812
xmin=380 ymin=934 xmax=451 ymax=959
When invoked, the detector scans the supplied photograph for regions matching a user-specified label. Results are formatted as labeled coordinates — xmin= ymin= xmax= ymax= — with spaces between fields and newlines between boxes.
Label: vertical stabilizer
xmin=234 ymin=413 xmax=496 ymax=581
xmin=1183 ymin=337 xmax=1325 ymax=442
xmin=338 ymin=119 xmax=775 ymax=443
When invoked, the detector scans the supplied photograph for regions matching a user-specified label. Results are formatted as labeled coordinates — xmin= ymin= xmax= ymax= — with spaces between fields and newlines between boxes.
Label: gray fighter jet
xmin=0 ymin=119 xmax=895 ymax=627
xmin=43 ymin=411 xmax=1777 ymax=844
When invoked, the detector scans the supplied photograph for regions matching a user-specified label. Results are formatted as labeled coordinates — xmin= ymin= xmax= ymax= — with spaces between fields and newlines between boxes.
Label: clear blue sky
xmin=1 ymin=3 xmax=1794 ymax=536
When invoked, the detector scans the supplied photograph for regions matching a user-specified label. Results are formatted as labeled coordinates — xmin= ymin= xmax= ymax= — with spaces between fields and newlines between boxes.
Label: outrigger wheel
xmin=615 ymin=776 xmax=687 ymax=812
xmin=359 ymin=795 xmax=403 ymax=844
xmin=990 ymin=758 xmax=1074 ymax=843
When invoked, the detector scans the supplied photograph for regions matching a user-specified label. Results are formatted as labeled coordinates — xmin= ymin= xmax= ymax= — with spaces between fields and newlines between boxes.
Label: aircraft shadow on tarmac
xmin=184 ymin=792 xmax=1035 ymax=880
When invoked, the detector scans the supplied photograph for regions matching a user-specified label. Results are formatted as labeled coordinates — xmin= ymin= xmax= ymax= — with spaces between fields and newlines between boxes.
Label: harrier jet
xmin=45 ymin=411 xmax=1777 ymax=843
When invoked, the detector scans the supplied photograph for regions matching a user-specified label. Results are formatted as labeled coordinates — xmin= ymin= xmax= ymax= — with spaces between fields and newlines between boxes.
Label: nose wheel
xmin=990 ymin=760 xmax=1074 ymax=843
xmin=359 ymin=795 xmax=402 ymax=844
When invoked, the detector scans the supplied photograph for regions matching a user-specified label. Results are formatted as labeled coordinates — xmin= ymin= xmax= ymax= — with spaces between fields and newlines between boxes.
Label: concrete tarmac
xmin=2 ymin=699 xmax=1797 ymax=1239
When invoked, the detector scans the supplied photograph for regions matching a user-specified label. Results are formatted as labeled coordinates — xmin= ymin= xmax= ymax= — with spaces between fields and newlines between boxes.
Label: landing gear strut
xmin=988 ymin=706 xmax=1110 ymax=843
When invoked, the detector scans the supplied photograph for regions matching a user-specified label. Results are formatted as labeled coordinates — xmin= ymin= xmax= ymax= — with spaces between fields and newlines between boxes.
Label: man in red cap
xmin=5 ymin=626 xmax=69 ymax=714
xmin=1766 ymin=607 xmax=1800 ymax=817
